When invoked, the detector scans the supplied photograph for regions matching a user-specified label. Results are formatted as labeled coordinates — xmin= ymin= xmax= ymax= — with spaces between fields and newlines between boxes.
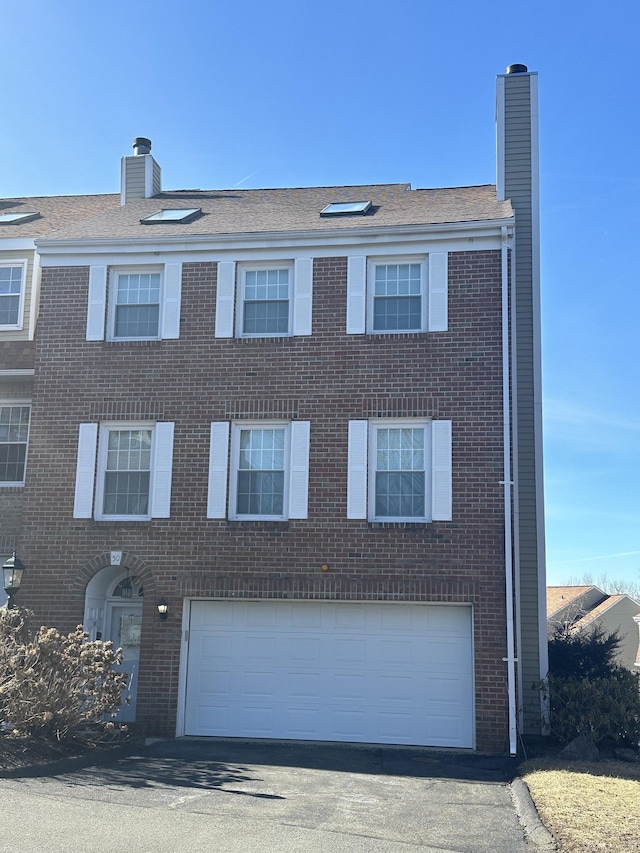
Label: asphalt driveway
xmin=0 ymin=739 xmax=535 ymax=852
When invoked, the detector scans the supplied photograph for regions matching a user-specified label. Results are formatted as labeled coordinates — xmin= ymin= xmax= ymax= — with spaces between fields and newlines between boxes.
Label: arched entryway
xmin=84 ymin=566 xmax=143 ymax=722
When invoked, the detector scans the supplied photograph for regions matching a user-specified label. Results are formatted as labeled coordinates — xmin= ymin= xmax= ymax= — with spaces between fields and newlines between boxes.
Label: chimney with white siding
xmin=120 ymin=137 xmax=162 ymax=205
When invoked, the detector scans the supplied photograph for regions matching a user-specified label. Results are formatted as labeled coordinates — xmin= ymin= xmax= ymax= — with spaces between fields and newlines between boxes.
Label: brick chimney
xmin=120 ymin=137 xmax=162 ymax=205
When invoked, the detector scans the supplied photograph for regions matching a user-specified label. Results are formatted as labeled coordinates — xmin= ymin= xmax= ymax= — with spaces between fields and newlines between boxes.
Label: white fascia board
xmin=0 ymin=239 xmax=37 ymax=251
xmin=35 ymin=218 xmax=514 ymax=265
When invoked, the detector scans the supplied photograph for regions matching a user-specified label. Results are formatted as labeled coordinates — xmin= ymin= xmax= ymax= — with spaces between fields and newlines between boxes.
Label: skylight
xmin=140 ymin=208 xmax=201 ymax=224
xmin=0 ymin=211 xmax=40 ymax=224
xmin=320 ymin=201 xmax=372 ymax=217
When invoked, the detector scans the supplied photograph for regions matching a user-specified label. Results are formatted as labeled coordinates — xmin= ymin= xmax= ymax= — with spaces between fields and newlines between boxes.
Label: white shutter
xmin=292 ymin=258 xmax=313 ymax=336
xmin=207 ymin=422 xmax=230 ymax=518
xmin=215 ymin=261 xmax=236 ymax=338
xmin=346 ymin=256 xmax=367 ymax=334
xmin=73 ymin=423 xmax=98 ymax=518
xmin=431 ymin=419 xmax=452 ymax=521
xmin=151 ymin=422 xmax=174 ymax=518
xmin=428 ymin=252 xmax=448 ymax=332
xmin=161 ymin=263 xmax=182 ymax=339
xmin=86 ymin=266 xmax=107 ymax=341
xmin=347 ymin=420 xmax=368 ymax=519
xmin=288 ymin=420 xmax=310 ymax=519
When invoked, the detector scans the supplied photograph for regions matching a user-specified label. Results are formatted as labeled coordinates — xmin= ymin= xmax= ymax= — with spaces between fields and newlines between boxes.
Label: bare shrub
xmin=0 ymin=606 xmax=128 ymax=740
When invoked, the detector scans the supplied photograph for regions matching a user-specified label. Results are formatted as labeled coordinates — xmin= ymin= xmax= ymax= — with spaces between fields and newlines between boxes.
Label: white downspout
xmin=501 ymin=224 xmax=517 ymax=755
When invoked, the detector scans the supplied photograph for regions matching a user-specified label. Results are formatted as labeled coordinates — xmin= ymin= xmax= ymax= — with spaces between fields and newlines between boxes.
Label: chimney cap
xmin=505 ymin=64 xmax=528 ymax=74
xmin=132 ymin=137 xmax=152 ymax=155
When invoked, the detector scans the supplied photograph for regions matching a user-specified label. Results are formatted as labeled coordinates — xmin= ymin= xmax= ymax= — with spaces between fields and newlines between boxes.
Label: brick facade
xmin=16 ymin=248 xmax=513 ymax=751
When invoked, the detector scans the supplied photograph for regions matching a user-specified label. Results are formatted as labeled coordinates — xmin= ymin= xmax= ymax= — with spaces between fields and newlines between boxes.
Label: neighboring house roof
xmin=25 ymin=183 xmax=513 ymax=243
xmin=546 ymin=585 xmax=600 ymax=619
xmin=547 ymin=586 xmax=640 ymax=672
xmin=571 ymin=594 xmax=629 ymax=631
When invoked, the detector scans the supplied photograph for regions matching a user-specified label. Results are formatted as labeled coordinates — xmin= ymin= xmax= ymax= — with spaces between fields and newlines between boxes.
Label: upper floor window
xmin=207 ymin=420 xmax=311 ymax=521
xmin=112 ymin=271 xmax=161 ymax=339
xmin=371 ymin=261 xmax=424 ymax=332
xmin=347 ymin=418 xmax=452 ymax=522
xmin=346 ymin=252 xmax=448 ymax=335
xmin=0 ymin=403 xmax=30 ymax=486
xmin=233 ymin=424 xmax=288 ymax=517
xmin=73 ymin=421 xmax=174 ymax=520
xmin=101 ymin=427 xmax=153 ymax=517
xmin=239 ymin=266 xmax=291 ymax=337
xmin=214 ymin=258 xmax=313 ymax=339
xmin=0 ymin=263 xmax=26 ymax=330
xmin=86 ymin=263 xmax=182 ymax=342
xmin=372 ymin=423 xmax=427 ymax=519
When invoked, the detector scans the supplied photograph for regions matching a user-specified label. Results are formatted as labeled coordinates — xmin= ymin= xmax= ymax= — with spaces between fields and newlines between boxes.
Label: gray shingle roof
xmin=0 ymin=194 xmax=120 ymax=237
xmin=1 ymin=184 xmax=512 ymax=243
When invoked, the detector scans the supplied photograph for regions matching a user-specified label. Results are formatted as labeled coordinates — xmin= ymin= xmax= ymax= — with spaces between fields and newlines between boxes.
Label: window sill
xmin=225 ymin=520 xmax=290 ymax=531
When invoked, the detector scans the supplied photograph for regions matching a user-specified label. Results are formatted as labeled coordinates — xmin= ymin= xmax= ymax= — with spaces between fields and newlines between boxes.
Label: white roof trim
xmin=35 ymin=218 xmax=515 ymax=259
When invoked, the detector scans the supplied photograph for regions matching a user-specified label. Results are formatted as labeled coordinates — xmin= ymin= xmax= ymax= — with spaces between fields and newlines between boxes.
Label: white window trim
xmin=107 ymin=265 xmax=165 ymax=342
xmin=366 ymin=255 xmax=427 ymax=334
xmin=0 ymin=399 xmax=30 ymax=487
xmin=73 ymin=421 xmax=174 ymax=521
xmin=368 ymin=418 xmax=431 ymax=522
xmin=0 ymin=260 xmax=27 ymax=331
xmin=215 ymin=258 xmax=313 ymax=339
xmin=229 ymin=420 xmax=291 ymax=520
xmin=208 ymin=420 xmax=310 ymax=520
xmin=235 ymin=261 xmax=294 ymax=339
xmin=347 ymin=418 xmax=453 ymax=522
xmin=347 ymin=252 xmax=448 ymax=335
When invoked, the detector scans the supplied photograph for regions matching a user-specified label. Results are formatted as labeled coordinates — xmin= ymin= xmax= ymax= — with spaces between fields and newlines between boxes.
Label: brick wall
xmin=18 ymin=250 xmax=511 ymax=751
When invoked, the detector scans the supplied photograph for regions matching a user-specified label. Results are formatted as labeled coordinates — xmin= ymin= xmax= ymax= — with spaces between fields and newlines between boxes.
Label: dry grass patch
xmin=520 ymin=758 xmax=640 ymax=853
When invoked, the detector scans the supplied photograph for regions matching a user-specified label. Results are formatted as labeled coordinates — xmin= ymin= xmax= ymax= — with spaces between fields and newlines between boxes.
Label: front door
xmin=106 ymin=601 xmax=143 ymax=722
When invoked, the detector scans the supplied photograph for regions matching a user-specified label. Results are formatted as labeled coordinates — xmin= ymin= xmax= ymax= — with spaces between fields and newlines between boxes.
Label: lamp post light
xmin=2 ymin=551 xmax=25 ymax=609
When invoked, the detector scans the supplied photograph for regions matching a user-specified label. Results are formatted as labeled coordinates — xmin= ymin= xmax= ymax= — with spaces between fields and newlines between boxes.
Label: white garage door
xmin=183 ymin=600 xmax=474 ymax=748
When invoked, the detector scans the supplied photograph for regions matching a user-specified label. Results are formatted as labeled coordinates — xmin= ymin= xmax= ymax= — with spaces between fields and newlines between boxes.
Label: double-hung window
xmin=240 ymin=265 xmax=291 ymax=337
xmin=207 ymin=420 xmax=311 ymax=520
xmin=73 ymin=421 xmax=174 ymax=520
xmin=214 ymin=258 xmax=313 ymax=338
xmin=347 ymin=419 xmax=452 ymax=522
xmin=112 ymin=271 xmax=161 ymax=339
xmin=0 ymin=263 xmax=26 ymax=329
xmin=86 ymin=263 xmax=182 ymax=342
xmin=371 ymin=261 xmax=424 ymax=332
xmin=346 ymin=252 xmax=448 ymax=334
xmin=101 ymin=427 xmax=152 ymax=517
xmin=233 ymin=425 xmax=288 ymax=517
xmin=373 ymin=424 xmax=427 ymax=519
xmin=0 ymin=403 xmax=30 ymax=486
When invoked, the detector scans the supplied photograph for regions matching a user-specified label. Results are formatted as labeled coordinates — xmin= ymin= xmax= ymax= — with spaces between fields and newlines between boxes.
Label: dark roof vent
xmin=505 ymin=64 xmax=528 ymax=74
xmin=133 ymin=137 xmax=152 ymax=156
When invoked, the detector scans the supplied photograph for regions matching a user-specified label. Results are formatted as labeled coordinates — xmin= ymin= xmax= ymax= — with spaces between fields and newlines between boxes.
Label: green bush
xmin=543 ymin=625 xmax=640 ymax=747
xmin=545 ymin=671 xmax=640 ymax=746
xmin=0 ymin=606 xmax=128 ymax=740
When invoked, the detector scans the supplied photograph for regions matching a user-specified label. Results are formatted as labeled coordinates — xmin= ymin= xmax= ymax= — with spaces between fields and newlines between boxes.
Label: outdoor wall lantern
xmin=156 ymin=597 xmax=169 ymax=621
xmin=2 ymin=551 xmax=25 ymax=609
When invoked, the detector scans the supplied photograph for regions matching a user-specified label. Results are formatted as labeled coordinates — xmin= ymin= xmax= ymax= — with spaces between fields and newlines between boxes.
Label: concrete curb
xmin=510 ymin=777 xmax=557 ymax=849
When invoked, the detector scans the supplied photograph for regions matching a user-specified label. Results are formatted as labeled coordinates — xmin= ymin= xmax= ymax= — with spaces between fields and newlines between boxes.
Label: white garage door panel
xmin=184 ymin=601 xmax=474 ymax=747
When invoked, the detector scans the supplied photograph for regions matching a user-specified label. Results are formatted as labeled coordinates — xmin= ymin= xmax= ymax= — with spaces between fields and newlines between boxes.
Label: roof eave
xmin=35 ymin=217 xmax=515 ymax=256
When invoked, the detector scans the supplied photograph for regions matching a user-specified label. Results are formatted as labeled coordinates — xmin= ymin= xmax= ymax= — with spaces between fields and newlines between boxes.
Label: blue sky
xmin=2 ymin=0 xmax=638 ymax=588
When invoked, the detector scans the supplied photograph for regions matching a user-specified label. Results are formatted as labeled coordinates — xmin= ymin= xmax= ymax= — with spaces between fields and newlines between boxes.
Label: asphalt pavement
xmin=0 ymin=738 xmax=547 ymax=853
